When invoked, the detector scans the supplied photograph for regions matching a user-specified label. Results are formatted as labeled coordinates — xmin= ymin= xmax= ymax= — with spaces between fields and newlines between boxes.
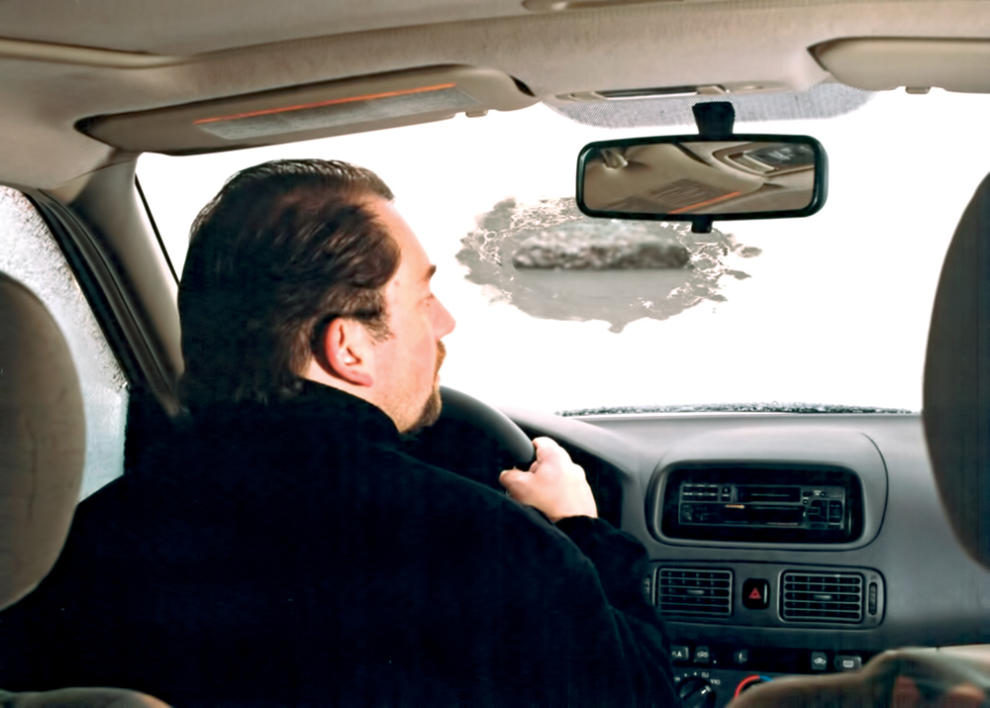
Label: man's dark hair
xmin=177 ymin=158 xmax=399 ymax=411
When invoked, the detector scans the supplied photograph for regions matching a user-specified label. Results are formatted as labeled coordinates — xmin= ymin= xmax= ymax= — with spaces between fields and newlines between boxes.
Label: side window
xmin=0 ymin=187 xmax=128 ymax=498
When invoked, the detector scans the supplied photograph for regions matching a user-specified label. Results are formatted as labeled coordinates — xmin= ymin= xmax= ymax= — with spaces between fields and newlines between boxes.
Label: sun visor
xmin=79 ymin=65 xmax=535 ymax=154
xmin=813 ymin=38 xmax=990 ymax=93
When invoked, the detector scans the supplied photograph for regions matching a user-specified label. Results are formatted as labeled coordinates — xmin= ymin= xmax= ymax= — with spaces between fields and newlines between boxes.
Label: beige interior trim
xmin=0 ymin=37 xmax=180 ymax=69
xmin=81 ymin=65 xmax=536 ymax=153
xmin=4 ymin=1 xmax=990 ymax=189
xmin=813 ymin=38 xmax=990 ymax=93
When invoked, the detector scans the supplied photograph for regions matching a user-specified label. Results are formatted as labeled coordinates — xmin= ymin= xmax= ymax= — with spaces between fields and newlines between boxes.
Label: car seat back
xmin=0 ymin=272 xmax=172 ymax=707
xmin=0 ymin=272 xmax=84 ymax=609
xmin=924 ymin=172 xmax=990 ymax=568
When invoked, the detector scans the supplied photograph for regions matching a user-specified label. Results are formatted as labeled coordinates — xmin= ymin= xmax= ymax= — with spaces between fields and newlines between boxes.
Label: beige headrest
xmin=0 ymin=273 xmax=84 ymax=609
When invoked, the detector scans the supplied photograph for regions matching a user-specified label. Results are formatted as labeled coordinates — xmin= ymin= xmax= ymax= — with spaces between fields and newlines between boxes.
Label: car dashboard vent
xmin=657 ymin=568 xmax=732 ymax=618
xmin=781 ymin=571 xmax=863 ymax=624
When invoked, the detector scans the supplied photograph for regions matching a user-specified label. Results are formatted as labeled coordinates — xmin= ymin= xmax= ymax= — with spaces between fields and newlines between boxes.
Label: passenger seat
xmin=0 ymin=272 xmax=167 ymax=708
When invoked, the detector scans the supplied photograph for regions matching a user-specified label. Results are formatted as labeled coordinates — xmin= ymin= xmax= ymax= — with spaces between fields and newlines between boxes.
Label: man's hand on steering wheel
xmin=499 ymin=437 xmax=598 ymax=523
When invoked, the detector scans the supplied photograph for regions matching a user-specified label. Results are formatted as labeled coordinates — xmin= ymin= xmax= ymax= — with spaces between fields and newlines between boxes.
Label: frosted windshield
xmin=138 ymin=90 xmax=990 ymax=413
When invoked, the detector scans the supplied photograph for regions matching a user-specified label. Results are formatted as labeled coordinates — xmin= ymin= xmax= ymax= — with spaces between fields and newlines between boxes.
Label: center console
xmin=640 ymin=427 xmax=891 ymax=706
xmin=669 ymin=643 xmax=875 ymax=707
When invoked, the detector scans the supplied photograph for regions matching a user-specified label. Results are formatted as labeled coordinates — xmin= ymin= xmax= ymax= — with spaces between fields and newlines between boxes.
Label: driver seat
xmin=0 ymin=272 xmax=167 ymax=707
xmin=923 ymin=171 xmax=990 ymax=568
xmin=730 ymin=174 xmax=990 ymax=706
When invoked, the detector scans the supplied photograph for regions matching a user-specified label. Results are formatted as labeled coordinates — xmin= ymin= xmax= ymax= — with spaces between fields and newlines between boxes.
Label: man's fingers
xmin=499 ymin=468 xmax=529 ymax=492
xmin=532 ymin=437 xmax=560 ymax=461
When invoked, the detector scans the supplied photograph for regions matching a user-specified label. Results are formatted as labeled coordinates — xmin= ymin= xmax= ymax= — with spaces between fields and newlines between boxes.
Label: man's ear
xmin=316 ymin=317 xmax=375 ymax=387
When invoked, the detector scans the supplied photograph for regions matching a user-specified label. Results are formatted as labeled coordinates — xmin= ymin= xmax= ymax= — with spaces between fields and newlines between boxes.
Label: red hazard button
xmin=742 ymin=579 xmax=770 ymax=610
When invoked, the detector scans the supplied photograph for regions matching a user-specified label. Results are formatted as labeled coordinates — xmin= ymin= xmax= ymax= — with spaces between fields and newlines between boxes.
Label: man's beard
xmin=406 ymin=341 xmax=445 ymax=434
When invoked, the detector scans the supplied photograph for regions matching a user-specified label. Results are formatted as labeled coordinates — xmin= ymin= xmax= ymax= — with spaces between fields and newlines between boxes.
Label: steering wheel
xmin=439 ymin=386 xmax=536 ymax=470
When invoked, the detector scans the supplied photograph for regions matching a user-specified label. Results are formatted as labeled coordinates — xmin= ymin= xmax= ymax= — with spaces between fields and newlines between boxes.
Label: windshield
xmin=138 ymin=89 xmax=990 ymax=414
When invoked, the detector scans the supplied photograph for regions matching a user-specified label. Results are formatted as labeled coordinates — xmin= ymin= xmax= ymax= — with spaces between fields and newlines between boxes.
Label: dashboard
xmin=502 ymin=408 xmax=990 ymax=707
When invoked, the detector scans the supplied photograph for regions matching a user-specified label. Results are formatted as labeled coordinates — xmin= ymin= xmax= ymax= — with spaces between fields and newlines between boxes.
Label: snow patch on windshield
xmin=456 ymin=197 xmax=760 ymax=332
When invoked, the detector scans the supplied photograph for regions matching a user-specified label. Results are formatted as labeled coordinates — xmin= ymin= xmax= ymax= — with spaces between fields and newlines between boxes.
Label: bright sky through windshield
xmin=139 ymin=90 xmax=990 ymax=413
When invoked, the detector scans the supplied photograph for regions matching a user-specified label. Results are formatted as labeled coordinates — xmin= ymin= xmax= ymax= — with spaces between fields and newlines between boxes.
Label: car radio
xmin=680 ymin=482 xmax=847 ymax=528
xmin=659 ymin=465 xmax=862 ymax=543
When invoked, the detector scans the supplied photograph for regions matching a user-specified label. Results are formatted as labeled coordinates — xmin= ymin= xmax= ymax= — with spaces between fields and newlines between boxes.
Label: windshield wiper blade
xmin=559 ymin=402 xmax=915 ymax=416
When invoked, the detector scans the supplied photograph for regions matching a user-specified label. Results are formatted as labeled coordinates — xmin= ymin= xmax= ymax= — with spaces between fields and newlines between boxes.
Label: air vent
xmin=781 ymin=571 xmax=863 ymax=624
xmin=657 ymin=568 xmax=732 ymax=618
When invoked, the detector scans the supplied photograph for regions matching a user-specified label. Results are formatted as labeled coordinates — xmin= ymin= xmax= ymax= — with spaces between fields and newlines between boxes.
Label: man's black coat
xmin=0 ymin=383 xmax=676 ymax=706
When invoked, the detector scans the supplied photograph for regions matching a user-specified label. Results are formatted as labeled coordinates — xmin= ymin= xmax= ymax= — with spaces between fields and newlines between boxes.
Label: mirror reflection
xmin=579 ymin=139 xmax=821 ymax=218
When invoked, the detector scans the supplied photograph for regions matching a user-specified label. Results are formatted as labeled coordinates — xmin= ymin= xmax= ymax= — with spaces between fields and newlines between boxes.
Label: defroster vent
xmin=657 ymin=568 xmax=732 ymax=618
xmin=781 ymin=571 xmax=863 ymax=624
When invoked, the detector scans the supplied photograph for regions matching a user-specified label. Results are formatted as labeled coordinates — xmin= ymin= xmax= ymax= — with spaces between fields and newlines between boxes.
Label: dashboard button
xmin=810 ymin=652 xmax=828 ymax=671
xmin=672 ymin=645 xmax=690 ymax=662
xmin=808 ymin=499 xmax=826 ymax=520
xmin=835 ymin=654 xmax=862 ymax=672
xmin=733 ymin=648 xmax=749 ymax=665
xmin=694 ymin=646 xmax=711 ymax=664
xmin=742 ymin=579 xmax=770 ymax=609
xmin=828 ymin=500 xmax=843 ymax=520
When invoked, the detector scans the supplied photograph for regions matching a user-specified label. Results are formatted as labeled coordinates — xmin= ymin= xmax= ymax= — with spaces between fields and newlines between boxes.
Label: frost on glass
xmin=0 ymin=187 xmax=128 ymax=498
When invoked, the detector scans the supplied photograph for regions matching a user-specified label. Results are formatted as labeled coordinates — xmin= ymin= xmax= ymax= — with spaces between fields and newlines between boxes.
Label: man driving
xmin=0 ymin=159 xmax=676 ymax=706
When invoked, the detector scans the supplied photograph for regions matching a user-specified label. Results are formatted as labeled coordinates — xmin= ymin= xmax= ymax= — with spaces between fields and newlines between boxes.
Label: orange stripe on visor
xmin=193 ymin=83 xmax=458 ymax=125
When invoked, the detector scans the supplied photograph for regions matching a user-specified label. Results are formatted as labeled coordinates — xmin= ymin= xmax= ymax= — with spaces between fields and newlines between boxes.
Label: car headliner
xmin=1 ymin=0 xmax=989 ymax=191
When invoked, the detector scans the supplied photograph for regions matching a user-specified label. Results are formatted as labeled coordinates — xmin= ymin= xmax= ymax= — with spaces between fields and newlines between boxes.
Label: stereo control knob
xmin=676 ymin=676 xmax=716 ymax=708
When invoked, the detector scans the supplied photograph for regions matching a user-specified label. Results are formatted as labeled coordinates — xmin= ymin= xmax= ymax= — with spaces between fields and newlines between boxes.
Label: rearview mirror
xmin=576 ymin=135 xmax=827 ymax=228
